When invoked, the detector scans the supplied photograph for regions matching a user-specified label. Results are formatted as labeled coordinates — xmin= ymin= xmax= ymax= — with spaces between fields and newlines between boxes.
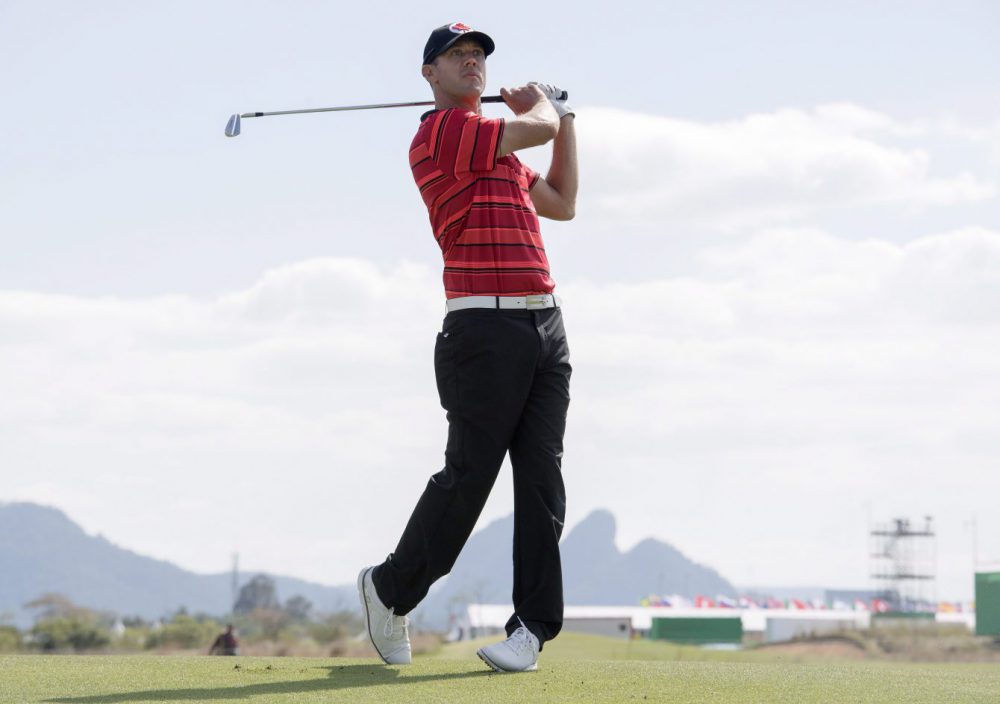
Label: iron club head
xmin=224 ymin=114 xmax=241 ymax=137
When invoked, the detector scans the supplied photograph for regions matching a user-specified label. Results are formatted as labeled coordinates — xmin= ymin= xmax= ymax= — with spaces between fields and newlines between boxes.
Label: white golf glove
xmin=531 ymin=82 xmax=574 ymax=119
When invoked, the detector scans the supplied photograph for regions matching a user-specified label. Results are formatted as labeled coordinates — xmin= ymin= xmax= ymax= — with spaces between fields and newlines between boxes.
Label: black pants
xmin=372 ymin=306 xmax=571 ymax=647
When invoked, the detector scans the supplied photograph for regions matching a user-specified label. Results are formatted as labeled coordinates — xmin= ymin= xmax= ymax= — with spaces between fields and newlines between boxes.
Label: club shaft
xmin=241 ymin=96 xmax=505 ymax=119
xmin=238 ymin=91 xmax=567 ymax=119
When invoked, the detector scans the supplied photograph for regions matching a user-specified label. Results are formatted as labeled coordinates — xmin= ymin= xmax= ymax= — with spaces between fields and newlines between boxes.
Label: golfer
xmin=359 ymin=21 xmax=577 ymax=673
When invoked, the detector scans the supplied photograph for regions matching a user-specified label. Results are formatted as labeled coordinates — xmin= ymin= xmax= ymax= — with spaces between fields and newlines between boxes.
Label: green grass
xmin=2 ymin=633 xmax=998 ymax=703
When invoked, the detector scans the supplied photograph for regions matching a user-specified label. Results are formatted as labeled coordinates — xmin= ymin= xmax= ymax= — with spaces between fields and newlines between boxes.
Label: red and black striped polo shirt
xmin=409 ymin=109 xmax=556 ymax=299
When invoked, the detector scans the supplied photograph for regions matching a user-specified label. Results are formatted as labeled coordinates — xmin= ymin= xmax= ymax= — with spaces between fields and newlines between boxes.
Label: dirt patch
xmin=753 ymin=628 xmax=1000 ymax=663
xmin=755 ymin=636 xmax=869 ymax=660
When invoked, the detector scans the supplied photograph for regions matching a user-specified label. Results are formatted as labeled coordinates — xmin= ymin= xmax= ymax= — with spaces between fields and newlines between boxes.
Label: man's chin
xmin=461 ymin=78 xmax=484 ymax=94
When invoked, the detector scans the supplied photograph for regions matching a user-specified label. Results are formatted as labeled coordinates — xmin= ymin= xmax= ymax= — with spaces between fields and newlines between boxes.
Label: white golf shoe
xmin=476 ymin=621 xmax=540 ymax=673
xmin=357 ymin=566 xmax=411 ymax=665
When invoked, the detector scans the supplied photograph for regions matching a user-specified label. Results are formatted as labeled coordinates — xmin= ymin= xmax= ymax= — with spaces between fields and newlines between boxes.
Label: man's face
xmin=424 ymin=38 xmax=487 ymax=98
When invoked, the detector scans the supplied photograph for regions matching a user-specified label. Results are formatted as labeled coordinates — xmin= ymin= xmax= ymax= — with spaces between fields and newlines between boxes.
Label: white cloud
xmin=2 ymin=226 xmax=999 ymax=599
xmin=575 ymin=104 xmax=997 ymax=230
xmin=889 ymin=116 xmax=1000 ymax=165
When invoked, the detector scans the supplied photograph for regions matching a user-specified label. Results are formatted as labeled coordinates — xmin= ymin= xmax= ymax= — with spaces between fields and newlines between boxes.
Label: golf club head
xmin=224 ymin=114 xmax=241 ymax=137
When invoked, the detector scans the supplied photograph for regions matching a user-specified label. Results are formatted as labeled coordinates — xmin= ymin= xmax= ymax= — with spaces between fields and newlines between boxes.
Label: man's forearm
xmin=546 ymin=116 xmax=578 ymax=215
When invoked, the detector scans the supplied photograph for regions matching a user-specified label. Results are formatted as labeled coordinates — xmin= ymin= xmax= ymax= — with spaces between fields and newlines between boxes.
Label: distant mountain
xmin=1 ymin=502 xmax=736 ymax=631
xmin=0 ymin=502 xmax=354 ymax=628
xmin=411 ymin=509 xmax=736 ymax=627
xmin=564 ymin=509 xmax=736 ymax=604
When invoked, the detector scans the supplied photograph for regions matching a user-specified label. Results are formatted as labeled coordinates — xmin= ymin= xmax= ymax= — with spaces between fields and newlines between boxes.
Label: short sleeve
xmin=425 ymin=109 xmax=504 ymax=178
xmin=505 ymin=153 xmax=541 ymax=190
xmin=523 ymin=163 xmax=541 ymax=190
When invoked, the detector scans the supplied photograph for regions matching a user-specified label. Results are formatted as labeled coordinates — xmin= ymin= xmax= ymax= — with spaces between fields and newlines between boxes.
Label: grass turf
xmin=2 ymin=633 xmax=998 ymax=703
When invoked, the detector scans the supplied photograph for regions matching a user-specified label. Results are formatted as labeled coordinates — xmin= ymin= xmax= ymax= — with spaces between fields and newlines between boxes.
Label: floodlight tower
xmin=870 ymin=516 xmax=936 ymax=611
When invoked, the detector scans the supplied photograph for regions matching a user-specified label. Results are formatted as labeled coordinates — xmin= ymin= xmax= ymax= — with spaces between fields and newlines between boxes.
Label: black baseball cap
xmin=423 ymin=22 xmax=495 ymax=65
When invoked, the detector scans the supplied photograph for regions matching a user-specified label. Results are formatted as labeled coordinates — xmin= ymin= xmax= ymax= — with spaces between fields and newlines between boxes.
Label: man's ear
xmin=422 ymin=64 xmax=434 ymax=84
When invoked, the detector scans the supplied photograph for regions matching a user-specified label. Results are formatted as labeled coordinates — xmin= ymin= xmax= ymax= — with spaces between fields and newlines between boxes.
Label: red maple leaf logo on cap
xmin=449 ymin=22 xmax=473 ymax=33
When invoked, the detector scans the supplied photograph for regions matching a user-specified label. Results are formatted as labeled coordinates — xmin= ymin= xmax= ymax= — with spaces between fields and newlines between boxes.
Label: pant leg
xmin=374 ymin=310 xmax=539 ymax=615
xmin=505 ymin=308 xmax=571 ymax=647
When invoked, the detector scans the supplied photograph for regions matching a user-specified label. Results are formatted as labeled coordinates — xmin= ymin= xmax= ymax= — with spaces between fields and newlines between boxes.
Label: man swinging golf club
xmin=358 ymin=21 xmax=577 ymax=673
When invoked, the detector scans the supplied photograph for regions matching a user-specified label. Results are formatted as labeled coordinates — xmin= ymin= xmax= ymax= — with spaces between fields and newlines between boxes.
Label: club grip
xmin=482 ymin=90 xmax=568 ymax=103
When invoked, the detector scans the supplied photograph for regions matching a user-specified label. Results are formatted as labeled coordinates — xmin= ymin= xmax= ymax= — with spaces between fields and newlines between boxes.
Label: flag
xmin=669 ymin=594 xmax=691 ymax=609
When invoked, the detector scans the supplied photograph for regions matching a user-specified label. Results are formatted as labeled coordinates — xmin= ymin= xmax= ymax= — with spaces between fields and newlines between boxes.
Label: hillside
xmin=0 ymin=502 xmax=353 ymax=627
xmin=412 ymin=509 xmax=735 ymax=627
xmin=1 ymin=503 xmax=735 ymax=630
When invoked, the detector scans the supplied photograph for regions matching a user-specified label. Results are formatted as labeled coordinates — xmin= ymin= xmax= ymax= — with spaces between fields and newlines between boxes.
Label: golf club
xmin=224 ymin=92 xmax=568 ymax=137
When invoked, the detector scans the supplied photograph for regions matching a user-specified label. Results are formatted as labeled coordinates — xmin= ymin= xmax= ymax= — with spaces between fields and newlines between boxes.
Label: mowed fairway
xmin=2 ymin=633 xmax=998 ymax=704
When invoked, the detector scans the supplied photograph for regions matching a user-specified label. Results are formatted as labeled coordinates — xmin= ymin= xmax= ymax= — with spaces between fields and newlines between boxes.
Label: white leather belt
xmin=446 ymin=294 xmax=561 ymax=312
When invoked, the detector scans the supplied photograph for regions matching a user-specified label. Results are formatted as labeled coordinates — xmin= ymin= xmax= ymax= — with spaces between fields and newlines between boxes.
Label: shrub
xmin=0 ymin=626 xmax=21 ymax=653
xmin=113 ymin=626 xmax=150 ymax=652
xmin=145 ymin=615 xmax=221 ymax=651
xmin=308 ymin=611 xmax=363 ymax=644
xmin=31 ymin=617 xmax=110 ymax=652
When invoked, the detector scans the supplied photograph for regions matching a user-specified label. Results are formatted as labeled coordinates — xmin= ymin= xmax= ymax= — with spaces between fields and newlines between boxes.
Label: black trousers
xmin=372 ymin=306 xmax=571 ymax=647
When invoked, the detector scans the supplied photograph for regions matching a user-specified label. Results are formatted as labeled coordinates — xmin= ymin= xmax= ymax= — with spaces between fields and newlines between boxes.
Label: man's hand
xmin=499 ymin=84 xmax=548 ymax=116
xmin=497 ymin=84 xmax=559 ymax=157
xmin=530 ymin=82 xmax=574 ymax=119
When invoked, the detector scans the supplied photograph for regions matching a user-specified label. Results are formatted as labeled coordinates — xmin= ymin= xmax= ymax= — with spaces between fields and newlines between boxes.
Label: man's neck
xmin=434 ymin=92 xmax=481 ymax=115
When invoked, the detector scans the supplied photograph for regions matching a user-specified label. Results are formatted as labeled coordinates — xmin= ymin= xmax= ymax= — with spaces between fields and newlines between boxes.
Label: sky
xmin=1 ymin=0 xmax=999 ymax=602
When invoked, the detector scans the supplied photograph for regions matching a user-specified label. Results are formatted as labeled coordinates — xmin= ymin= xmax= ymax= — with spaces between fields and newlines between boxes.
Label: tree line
xmin=0 ymin=574 xmax=362 ymax=654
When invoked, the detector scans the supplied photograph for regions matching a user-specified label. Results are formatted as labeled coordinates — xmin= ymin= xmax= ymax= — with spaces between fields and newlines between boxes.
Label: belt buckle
xmin=525 ymin=295 xmax=547 ymax=310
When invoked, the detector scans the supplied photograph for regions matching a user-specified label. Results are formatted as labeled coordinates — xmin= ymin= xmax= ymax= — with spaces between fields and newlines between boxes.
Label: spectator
xmin=208 ymin=624 xmax=239 ymax=656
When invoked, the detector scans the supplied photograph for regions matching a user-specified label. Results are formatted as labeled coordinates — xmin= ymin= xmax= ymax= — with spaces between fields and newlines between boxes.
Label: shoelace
xmin=509 ymin=626 xmax=535 ymax=655
xmin=383 ymin=607 xmax=409 ymax=640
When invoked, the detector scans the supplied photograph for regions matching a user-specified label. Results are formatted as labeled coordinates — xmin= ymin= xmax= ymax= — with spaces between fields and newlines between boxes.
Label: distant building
xmin=976 ymin=570 xmax=1000 ymax=637
xmin=461 ymin=601 xmax=976 ymax=644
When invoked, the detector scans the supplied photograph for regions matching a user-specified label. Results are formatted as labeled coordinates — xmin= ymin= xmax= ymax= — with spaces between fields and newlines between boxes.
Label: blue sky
xmin=2 ymin=1 xmax=998 ymax=602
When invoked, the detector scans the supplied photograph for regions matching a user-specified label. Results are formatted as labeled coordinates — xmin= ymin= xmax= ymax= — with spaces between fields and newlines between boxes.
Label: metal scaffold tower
xmin=870 ymin=516 xmax=936 ymax=611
